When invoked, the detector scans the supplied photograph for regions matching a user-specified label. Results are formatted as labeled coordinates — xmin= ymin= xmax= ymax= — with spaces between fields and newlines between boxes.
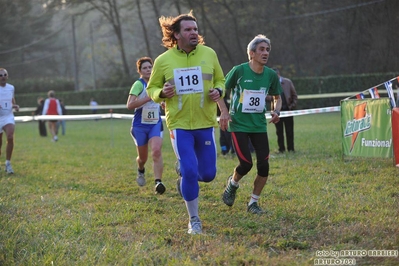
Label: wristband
xmin=215 ymin=88 xmax=223 ymax=97
xmin=272 ymin=110 xmax=280 ymax=116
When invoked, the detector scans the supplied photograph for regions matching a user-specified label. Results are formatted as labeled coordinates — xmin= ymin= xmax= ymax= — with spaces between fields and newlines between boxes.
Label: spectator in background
xmin=219 ymin=96 xmax=254 ymax=157
xmin=90 ymin=98 xmax=98 ymax=121
xmin=0 ymin=68 xmax=20 ymax=174
xmin=34 ymin=97 xmax=47 ymax=137
xmin=90 ymin=98 xmax=98 ymax=114
xmin=42 ymin=90 xmax=62 ymax=142
xmin=56 ymin=99 xmax=66 ymax=136
xmin=219 ymin=97 xmax=235 ymax=156
xmin=126 ymin=57 xmax=166 ymax=194
xmin=266 ymin=68 xmax=298 ymax=153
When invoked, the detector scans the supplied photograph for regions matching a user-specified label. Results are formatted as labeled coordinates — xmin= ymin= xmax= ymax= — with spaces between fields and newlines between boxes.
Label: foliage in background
xmin=16 ymin=88 xmax=130 ymax=115
xmin=293 ymin=72 xmax=398 ymax=94
xmin=292 ymin=72 xmax=399 ymax=109
xmin=1 ymin=0 xmax=398 ymax=90
xmin=11 ymin=77 xmax=75 ymax=94
xmin=14 ymin=72 xmax=399 ymax=113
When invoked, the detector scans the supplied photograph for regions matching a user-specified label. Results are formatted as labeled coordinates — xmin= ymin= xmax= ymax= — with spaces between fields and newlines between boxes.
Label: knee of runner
xmin=199 ymin=166 xmax=216 ymax=182
xmin=201 ymin=174 xmax=216 ymax=183
xmin=151 ymin=148 xmax=162 ymax=158
xmin=182 ymin=166 xmax=198 ymax=179
xmin=257 ymin=161 xmax=269 ymax=177
xmin=236 ymin=162 xmax=253 ymax=176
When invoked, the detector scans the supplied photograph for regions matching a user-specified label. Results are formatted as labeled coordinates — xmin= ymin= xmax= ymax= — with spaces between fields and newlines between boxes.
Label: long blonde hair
xmin=159 ymin=10 xmax=204 ymax=49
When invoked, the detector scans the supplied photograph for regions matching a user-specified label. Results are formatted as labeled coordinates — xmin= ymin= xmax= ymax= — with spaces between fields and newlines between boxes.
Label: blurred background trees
xmin=1 ymin=0 xmax=398 ymax=92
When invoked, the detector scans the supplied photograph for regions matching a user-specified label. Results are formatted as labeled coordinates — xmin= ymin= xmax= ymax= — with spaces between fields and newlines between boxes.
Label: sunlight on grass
xmin=0 ymin=113 xmax=398 ymax=265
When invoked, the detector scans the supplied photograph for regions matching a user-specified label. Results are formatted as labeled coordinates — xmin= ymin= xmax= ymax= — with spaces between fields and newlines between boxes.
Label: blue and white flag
xmin=356 ymin=93 xmax=365 ymax=99
xmin=384 ymin=81 xmax=396 ymax=108
xmin=368 ymin=87 xmax=380 ymax=99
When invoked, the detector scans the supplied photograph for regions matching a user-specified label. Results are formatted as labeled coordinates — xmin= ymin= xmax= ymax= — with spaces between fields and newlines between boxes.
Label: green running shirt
xmin=226 ymin=62 xmax=282 ymax=133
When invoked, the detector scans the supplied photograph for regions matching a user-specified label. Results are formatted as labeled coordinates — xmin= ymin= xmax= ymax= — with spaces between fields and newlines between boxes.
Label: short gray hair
xmin=247 ymin=34 xmax=271 ymax=60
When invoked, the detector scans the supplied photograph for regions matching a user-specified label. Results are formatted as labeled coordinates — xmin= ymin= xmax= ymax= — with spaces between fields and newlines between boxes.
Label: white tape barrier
xmin=15 ymin=106 xmax=340 ymax=122
xmin=17 ymin=89 xmax=390 ymax=114
xmin=275 ymin=106 xmax=340 ymax=118
xmin=17 ymin=90 xmax=389 ymax=113
xmin=15 ymin=113 xmax=131 ymax=122
xmin=18 ymin=104 xmax=127 ymax=113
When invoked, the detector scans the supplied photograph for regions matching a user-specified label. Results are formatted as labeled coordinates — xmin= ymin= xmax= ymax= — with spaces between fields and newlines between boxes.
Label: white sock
xmin=248 ymin=194 xmax=259 ymax=206
xmin=185 ymin=198 xmax=199 ymax=219
xmin=231 ymin=178 xmax=239 ymax=187
xmin=5 ymin=160 xmax=10 ymax=165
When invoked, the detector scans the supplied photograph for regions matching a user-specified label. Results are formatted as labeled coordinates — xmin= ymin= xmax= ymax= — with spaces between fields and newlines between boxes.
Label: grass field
xmin=0 ymin=112 xmax=398 ymax=265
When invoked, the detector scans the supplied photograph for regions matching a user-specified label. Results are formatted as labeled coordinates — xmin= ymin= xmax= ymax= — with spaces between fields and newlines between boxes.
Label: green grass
xmin=0 ymin=113 xmax=398 ymax=265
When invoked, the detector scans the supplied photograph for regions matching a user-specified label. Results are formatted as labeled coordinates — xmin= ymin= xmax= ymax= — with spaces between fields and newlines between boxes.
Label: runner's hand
xmin=269 ymin=112 xmax=280 ymax=124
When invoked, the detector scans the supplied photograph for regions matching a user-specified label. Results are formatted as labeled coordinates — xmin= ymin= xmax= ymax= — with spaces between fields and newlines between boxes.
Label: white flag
xmin=384 ymin=81 xmax=396 ymax=108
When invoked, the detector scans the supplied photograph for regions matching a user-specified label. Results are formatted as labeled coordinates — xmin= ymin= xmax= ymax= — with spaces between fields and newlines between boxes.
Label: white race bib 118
xmin=173 ymin=67 xmax=204 ymax=95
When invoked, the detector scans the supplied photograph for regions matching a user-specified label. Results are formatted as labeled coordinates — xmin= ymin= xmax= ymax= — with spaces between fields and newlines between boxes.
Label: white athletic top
xmin=0 ymin=83 xmax=15 ymax=117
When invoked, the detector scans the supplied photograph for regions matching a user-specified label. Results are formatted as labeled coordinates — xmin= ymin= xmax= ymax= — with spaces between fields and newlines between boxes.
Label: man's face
xmin=175 ymin=20 xmax=198 ymax=52
xmin=0 ymin=69 xmax=8 ymax=86
xmin=250 ymin=42 xmax=271 ymax=65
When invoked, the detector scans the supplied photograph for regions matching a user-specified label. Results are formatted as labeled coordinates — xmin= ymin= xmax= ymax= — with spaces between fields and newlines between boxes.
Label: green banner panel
xmin=341 ymin=98 xmax=393 ymax=158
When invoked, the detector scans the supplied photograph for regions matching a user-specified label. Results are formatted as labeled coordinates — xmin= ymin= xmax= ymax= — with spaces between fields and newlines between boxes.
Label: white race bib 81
xmin=141 ymin=102 xmax=160 ymax=124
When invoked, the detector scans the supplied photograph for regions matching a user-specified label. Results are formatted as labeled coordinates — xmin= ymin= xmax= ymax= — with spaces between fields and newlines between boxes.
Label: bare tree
xmin=87 ymin=0 xmax=130 ymax=75
xmin=50 ymin=0 xmax=130 ymax=76
xmin=136 ymin=0 xmax=152 ymax=57
xmin=4 ymin=0 xmax=398 ymax=91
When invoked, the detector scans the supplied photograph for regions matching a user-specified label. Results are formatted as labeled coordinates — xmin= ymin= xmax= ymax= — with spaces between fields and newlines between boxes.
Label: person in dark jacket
xmin=34 ymin=97 xmax=47 ymax=137
xmin=267 ymin=68 xmax=298 ymax=153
